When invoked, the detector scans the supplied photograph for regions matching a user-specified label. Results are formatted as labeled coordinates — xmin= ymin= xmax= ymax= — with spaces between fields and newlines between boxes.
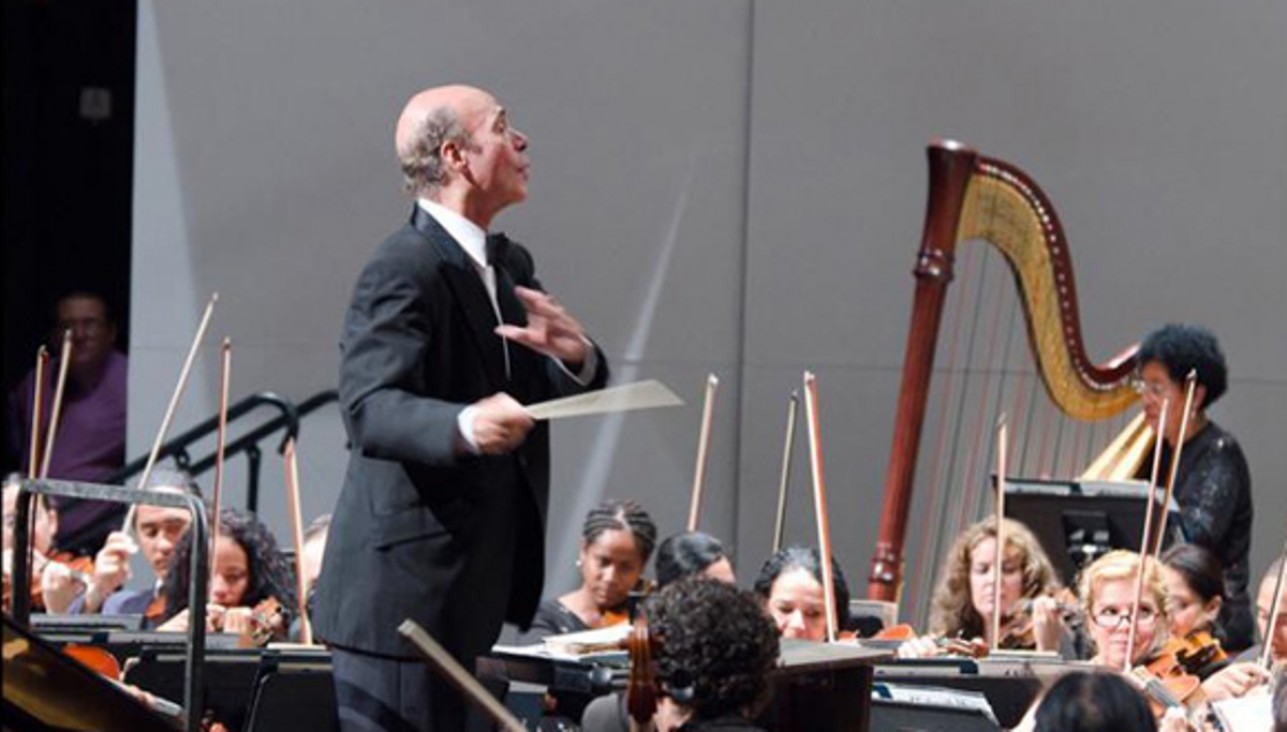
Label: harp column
xmin=868 ymin=140 xmax=977 ymax=602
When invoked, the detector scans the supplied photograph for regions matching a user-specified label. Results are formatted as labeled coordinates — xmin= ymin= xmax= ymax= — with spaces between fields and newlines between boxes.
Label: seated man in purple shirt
xmin=7 ymin=291 xmax=127 ymax=555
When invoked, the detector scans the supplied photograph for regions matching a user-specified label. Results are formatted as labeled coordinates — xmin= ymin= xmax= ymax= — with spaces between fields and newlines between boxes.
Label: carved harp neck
xmin=867 ymin=140 xmax=1139 ymax=602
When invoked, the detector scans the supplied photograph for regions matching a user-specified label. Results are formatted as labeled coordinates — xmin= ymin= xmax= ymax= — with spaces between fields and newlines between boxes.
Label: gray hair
xmin=399 ymin=107 xmax=469 ymax=196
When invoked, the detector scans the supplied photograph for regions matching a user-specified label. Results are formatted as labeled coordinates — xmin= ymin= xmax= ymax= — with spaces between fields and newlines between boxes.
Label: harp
xmin=868 ymin=140 xmax=1150 ymax=605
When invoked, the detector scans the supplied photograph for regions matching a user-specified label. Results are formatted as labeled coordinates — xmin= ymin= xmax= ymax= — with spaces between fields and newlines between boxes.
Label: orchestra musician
xmin=155 ymin=507 xmax=295 ymax=642
xmin=69 ymin=467 xmax=199 ymax=624
xmin=1134 ymin=324 xmax=1254 ymax=651
xmin=1025 ymin=671 xmax=1185 ymax=732
xmin=1079 ymin=550 xmax=1169 ymax=671
xmin=751 ymin=546 xmax=849 ymax=641
xmin=647 ymin=578 xmax=780 ymax=732
xmin=581 ymin=578 xmax=780 ymax=732
xmin=578 ymin=530 xmax=734 ymax=732
xmin=1233 ymin=558 xmax=1285 ymax=668
xmin=523 ymin=500 xmax=655 ymax=725
xmin=1160 ymin=543 xmax=1230 ymax=676
xmin=2 ymin=473 xmax=83 ymax=613
xmin=898 ymin=517 xmax=1070 ymax=658
xmin=654 ymin=531 xmax=735 ymax=588
xmin=526 ymin=499 xmax=657 ymax=639
xmin=311 ymin=83 xmax=610 ymax=732
xmin=1079 ymin=550 xmax=1271 ymax=708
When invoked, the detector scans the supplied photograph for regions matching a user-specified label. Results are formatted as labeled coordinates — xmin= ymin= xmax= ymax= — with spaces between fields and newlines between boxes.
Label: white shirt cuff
xmin=456 ymin=405 xmax=481 ymax=455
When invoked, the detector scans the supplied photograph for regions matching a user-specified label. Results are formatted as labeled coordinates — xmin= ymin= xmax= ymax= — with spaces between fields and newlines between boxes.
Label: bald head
xmin=395 ymin=85 xmax=496 ymax=196
xmin=396 ymin=85 xmax=488 ymax=155
xmin=393 ymin=84 xmax=530 ymax=227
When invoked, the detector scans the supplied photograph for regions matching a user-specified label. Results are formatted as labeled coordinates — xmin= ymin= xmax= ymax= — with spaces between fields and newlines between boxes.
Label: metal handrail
xmin=109 ymin=391 xmax=299 ymax=482
xmin=106 ymin=389 xmax=338 ymax=513
xmin=183 ymin=390 xmax=337 ymax=511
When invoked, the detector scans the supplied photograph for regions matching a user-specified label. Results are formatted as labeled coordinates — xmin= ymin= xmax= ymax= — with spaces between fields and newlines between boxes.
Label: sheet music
xmin=524 ymin=380 xmax=683 ymax=420
xmin=873 ymin=683 xmax=999 ymax=724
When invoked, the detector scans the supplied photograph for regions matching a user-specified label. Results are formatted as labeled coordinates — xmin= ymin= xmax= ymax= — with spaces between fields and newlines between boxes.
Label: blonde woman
xmin=1079 ymin=550 xmax=1270 ymax=707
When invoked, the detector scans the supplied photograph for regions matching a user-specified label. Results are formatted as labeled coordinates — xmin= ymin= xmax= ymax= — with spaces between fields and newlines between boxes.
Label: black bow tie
xmin=485 ymin=232 xmax=510 ymax=267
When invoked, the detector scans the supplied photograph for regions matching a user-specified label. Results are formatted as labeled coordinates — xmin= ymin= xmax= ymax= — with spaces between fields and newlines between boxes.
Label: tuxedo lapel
xmin=410 ymin=207 xmax=508 ymax=387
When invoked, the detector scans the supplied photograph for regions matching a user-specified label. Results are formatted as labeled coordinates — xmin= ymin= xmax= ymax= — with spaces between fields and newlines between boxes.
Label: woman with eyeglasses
xmin=1133 ymin=324 xmax=1254 ymax=652
xmin=1079 ymin=550 xmax=1169 ymax=671
xmin=1078 ymin=550 xmax=1271 ymax=712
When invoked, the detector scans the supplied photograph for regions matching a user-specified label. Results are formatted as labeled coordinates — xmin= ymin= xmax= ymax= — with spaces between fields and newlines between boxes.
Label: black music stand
xmin=243 ymin=650 xmax=338 ymax=732
xmin=3 ymin=615 xmax=178 ymax=732
xmin=12 ymin=477 xmax=210 ymax=732
xmin=1004 ymin=478 xmax=1182 ymax=586
xmin=123 ymin=647 xmax=264 ymax=730
xmin=491 ymin=638 xmax=888 ymax=732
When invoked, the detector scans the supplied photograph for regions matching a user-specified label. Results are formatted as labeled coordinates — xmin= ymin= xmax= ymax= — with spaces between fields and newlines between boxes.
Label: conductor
xmin=313 ymin=84 xmax=609 ymax=732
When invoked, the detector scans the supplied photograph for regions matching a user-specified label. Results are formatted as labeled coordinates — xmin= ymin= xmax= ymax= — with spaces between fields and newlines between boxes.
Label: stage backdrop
xmin=132 ymin=0 xmax=1286 ymax=626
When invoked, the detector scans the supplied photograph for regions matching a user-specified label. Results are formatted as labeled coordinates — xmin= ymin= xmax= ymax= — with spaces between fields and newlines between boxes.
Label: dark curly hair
xmin=752 ymin=545 xmax=850 ymax=629
xmin=655 ymin=532 xmax=729 ymax=589
xmin=646 ymin=578 xmax=779 ymax=721
xmin=161 ymin=507 xmax=296 ymax=626
xmin=1138 ymin=324 xmax=1228 ymax=408
xmin=582 ymin=499 xmax=658 ymax=563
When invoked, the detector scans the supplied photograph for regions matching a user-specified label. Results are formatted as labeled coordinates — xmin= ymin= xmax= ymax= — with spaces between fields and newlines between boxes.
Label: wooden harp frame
xmin=868 ymin=140 xmax=1140 ymax=602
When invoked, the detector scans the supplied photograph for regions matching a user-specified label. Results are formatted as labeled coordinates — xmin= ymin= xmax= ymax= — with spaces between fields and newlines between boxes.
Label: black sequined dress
xmin=1147 ymin=421 xmax=1255 ymax=651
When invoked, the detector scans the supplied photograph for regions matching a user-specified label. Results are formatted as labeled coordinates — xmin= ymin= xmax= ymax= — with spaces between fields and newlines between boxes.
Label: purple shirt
xmin=7 ymin=350 xmax=127 ymax=548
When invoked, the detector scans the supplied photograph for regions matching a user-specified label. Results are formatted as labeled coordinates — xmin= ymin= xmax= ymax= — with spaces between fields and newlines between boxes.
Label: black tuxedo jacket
xmin=313 ymin=206 xmax=609 ymax=658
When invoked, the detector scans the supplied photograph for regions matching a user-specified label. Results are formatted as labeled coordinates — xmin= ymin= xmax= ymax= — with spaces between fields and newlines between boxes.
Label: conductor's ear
xmin=441 ymin=138 xmax=469 ymax=176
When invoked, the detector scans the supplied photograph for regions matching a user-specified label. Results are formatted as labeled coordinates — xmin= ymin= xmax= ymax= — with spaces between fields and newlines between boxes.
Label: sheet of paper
xmin=524 ymin=380 xmax=683 ymax=420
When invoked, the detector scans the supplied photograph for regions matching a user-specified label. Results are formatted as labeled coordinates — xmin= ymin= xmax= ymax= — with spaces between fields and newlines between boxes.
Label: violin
xmin=1150 ymin=632 xmax=1227 ymax=678
xmin=622 ymin=613 xmax=661 ymax=730
xmin=226 ymin=596 xmax=285 ymax=647
xmin=11 ymin=549 xmax=94 ymax=611
xmin=45 ymin=550 xmax=94 ymax=584
xmin=855 ymin=623 xmax=991 ymax=658
xmin=157 ymin=595 xmax=286 ymax=647
xmin=1128 ymin=663 xmax=1205 ymax=719
xmin=1125 ymin=638 xmax=1211 ymax=721
xmin=996 ymin=590 xmax=1084 ymax=650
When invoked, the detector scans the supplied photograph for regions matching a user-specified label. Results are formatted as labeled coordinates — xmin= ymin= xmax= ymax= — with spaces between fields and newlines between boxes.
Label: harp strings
xmin=901 ymin=177 xmax=1129 ymax=627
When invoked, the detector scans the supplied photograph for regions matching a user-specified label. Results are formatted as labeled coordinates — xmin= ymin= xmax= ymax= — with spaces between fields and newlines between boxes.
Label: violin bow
xmin=771 ymin=390 xmax=800 ymax=555
xmin=991 ymin=415 xmax=1007 ymax=652
xmin=398 ymin=620 xmax=527 ymax=732
xmin=802 ymin=371 xmax=838 ymax=643
xmin=208 ymin=338 xmax=232 ymax=580
xmin=26 ymin=347 xmax=50 ymax=479
xmin=38 ymin=330 xmax=73 ymax=480
xmin=1126 ymin=397 xmax=1170 ymax=671
xmin=686 ymin=374 xmax=719 ymax=532
xmin=18 ymin=344 xmax=58 ymax=604
xmin=283 ymin=438 xmax=313 ymax=645
xmin=21 ymin=348 xmax=51 ymax=568
xmin=1150 ymin=371 xmax=1199 ymax=558
xmin=122 ymin=293 xmax=218 ymax=533
xmin=1262 ymin=535 xmax=1287 ymax=670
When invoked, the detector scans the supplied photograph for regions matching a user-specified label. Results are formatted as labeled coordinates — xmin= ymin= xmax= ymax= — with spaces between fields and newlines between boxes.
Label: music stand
xmin=3 ymin=615 xmax=178 ymax=732
xmin=1003 ymin=478 xmax=1182 ymax=586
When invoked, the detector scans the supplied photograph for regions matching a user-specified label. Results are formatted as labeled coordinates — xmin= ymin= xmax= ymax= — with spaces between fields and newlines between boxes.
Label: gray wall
xmin=131 ymin=0 xmax=1286 ymax=623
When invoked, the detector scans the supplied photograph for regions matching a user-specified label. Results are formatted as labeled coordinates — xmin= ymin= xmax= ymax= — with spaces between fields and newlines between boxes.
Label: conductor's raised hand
xmin=494 ymin=286 xmax=590 ymax=367
xmin=470 ymin=393 xmax=535 ymax=455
